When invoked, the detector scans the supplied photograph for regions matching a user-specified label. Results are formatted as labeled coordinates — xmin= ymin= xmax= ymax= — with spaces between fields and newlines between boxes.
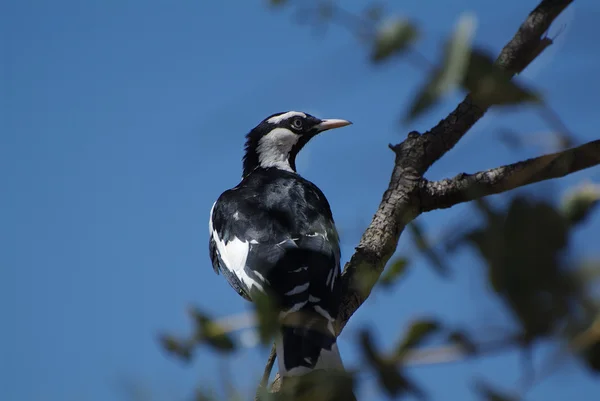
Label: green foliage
xmin=353 ymin=262 xmax=383 ymax=298
xmin=463 ymin=50 xmax=540 ymax=106
xmin=406 ymin=13 xmax=539 ymax=122
xmin=395 ymin=318 xmax=441 ymax=359
xmin=253 ymin=291 xmax=280 ymax=345
xmin=159 ymin=333 xmax=192 ymax=361
xmin=379 ymin=257 xmax=409 ymax=288
xmin=406 ymin=12 xmax=476 ymax=121
xmin=159 ymin=3 xmax=599 ymax=401
xmin=270 ymin=370 xmax=357 ymax=401
xmin=461 ymin=197 xmax=576 ymax=342
xmin=561 ymin=182 xmax=600 ymax=226
xmin=189 ymin=308 xmax=237 ymax=353
xmin=359 ymin=330 xmax=425 ymax=399
xmin=372 ymin=17 xmax=418 ymax=62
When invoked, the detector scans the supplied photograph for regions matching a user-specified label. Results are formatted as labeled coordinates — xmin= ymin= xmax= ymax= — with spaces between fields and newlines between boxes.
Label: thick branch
xmin=336 ymin=0 xmax=574 ymax=332
xmin=266 ymin=0 xmax=575 ymax=393
xmin=420 ymin=139 xmax=600 ymax=212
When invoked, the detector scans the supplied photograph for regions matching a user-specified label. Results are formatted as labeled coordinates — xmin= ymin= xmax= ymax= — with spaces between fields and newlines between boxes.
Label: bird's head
xmin=242 ymin=111 xmax=352 ymax=178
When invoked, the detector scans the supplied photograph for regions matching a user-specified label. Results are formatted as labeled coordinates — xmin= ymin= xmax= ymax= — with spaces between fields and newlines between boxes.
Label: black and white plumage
xmin=208 ymin=111 xmax=351 ymax=377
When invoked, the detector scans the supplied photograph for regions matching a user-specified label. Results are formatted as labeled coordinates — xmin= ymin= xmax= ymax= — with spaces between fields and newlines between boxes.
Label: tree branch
xmin=266 ymin=0 xmax=575 ymax=392
xmin=420 ymin=139 xmax=600 ymax=212
xmin=336 ymin=0 xmax=574 ymax=333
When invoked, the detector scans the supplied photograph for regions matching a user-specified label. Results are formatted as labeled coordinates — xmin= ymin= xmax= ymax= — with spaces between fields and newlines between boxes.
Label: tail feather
xmin=275 ymin=314 xmax=344 ymax=377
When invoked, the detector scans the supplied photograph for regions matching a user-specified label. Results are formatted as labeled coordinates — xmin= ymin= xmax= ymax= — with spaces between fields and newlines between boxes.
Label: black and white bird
xmin=208 ymin=110 xmax=351 ymax=377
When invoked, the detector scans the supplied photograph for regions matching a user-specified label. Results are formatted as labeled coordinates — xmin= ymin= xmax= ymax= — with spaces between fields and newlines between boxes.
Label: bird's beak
xmin=315 ymin=119 xmax=352 ymax=132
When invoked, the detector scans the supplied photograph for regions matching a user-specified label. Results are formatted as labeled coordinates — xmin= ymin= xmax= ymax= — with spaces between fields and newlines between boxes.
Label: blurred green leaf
xmin=561 ymin=182 xmax=600 ymax=226
xmin=159 ymin=333 xmax=192 ymax=361
xmin=395 ymin=318 xmax=441 ymax=358
xmin=379 ymin=257 xmax=409 ymax=288
xmin=189 ymin=308 xmax=236 ymax=353
xmin=371 ymin=17 xmax=418 ymax=62
xmin=253 ymin=292 xmax=280 ymax=345
xmin=409 ymin=222 xmax=449 ymax=276
xmin=352 ymin=263 xmax=381 ymax=299
xmin=465 ymin=196 xmax=574 ymax=342
xmin=463 ymin=49 xmax=540 ymax=106
xmin=405 ymin=12 xmax=476 ymax=121
xmin=360 ymin=330 xmax=426 ymax=399
xmin=275 ymin=369 xmax=356 ymax=401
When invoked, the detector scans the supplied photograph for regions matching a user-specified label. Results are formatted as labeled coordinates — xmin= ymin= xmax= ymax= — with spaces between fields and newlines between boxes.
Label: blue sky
xmin=2 ymin=0 xmax=599 ymax=400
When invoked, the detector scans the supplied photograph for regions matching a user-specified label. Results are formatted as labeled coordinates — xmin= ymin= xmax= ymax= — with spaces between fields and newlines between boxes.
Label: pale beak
xmin=315 ymin=118 xmax=353 ymax=132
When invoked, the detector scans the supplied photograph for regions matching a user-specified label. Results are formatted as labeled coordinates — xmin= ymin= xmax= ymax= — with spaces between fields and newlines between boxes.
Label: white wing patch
xmin=210 ymin=202 xmax=265 ymax=293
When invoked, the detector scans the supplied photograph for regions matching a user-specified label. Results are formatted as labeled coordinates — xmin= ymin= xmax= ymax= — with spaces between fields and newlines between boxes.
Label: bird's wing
xmin=208 ymin=192 xmax=341 ymax=314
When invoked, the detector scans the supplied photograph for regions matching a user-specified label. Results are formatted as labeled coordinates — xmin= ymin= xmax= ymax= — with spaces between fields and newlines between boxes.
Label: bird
xmin=208 ymin=110 xmax=352 ymax=378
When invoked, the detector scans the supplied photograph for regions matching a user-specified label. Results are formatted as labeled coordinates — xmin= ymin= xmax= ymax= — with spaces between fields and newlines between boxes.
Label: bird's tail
xmin=275 ymin=311 xmax=344 ymax=377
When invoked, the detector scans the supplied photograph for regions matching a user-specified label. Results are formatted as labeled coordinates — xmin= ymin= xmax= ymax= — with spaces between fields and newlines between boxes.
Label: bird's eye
xmin=291 ymin=119 xmax=303 ymax=129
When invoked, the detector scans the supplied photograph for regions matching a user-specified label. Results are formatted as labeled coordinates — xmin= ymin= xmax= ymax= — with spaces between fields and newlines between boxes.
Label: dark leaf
xmin=275 ymin=370 xmax=356 ymax=401
xmin=352 ymin=265 xmax=381 ymax=299
xmin=268 ymin=0 xmax=287 ymax=6
xmin=463 ymin=49 xmax=540 ymax=106
xmin=379 ymin=257 xmax=409 ymax=288
xmin=395 ymin=318 xmax=441 ymax=358
xmin=189 ymin=308 xmax=236 ymax=353
xmin=466 ymin=196 xmax=573 ymax=342
xmin=360 ymin=330 xmax=425 ymax=399
xmin=405 ymin=13 xmax=475 ymax=121
xmin=371 ymin=17 xmax=418 ymax=62
xmin=253 ymin=292 xmax=280 ymax=345
xmin=159 ymin=334 xmax=192 ymax=361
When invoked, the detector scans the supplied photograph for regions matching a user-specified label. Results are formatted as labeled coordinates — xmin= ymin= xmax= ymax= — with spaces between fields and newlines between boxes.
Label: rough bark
xmin=266 ymin=0 xmax=579 ymax=395
xmin=336 ymin=0 xmax=575 ymax=333
xmin=420 ymin=139 xmax=600 ymax=212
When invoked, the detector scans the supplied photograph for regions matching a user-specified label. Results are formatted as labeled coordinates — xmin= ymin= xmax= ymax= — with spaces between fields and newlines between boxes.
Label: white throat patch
xmin=266 ymin=111 xmax=306 ymax=124
xmin=256 ymin=127 xmax=299 ymax=172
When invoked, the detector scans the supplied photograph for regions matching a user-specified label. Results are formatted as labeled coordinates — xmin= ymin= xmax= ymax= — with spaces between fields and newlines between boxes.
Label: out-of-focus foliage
xmin=158 ymin=2 xmax=600 ymax=401
xmin=371 ymin=17 xmax=418 ymax=62
xmin=407 ymin=13 xmax=476 ymax=121
xmin=407 ymin=13 xmax=539 ymax=122
xmin=360 ymin=329 xmax=425 ymax=400
xmin=561 ymin=182 xmax=600 ymax=225
xmin=379 ymin=257 xmax=409 ymax=288
xmin=394 ymin=319 xmax=441 ymax=360
xmin=456 ymin=197 xmax=581 ymax=345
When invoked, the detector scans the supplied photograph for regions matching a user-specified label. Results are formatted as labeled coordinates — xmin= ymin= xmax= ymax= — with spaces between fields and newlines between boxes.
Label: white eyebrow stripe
xmin=266 ymin=111 xmax=306 ymax=124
